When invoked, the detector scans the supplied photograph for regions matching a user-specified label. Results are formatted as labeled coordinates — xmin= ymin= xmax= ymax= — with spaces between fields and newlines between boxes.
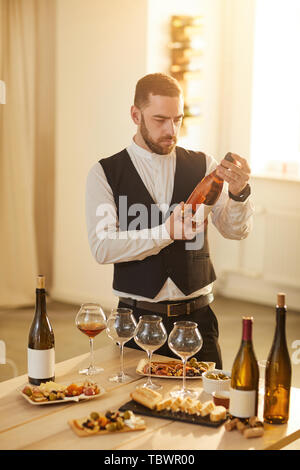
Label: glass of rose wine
xmin=75 ymin=303 xmax=107 ymax=375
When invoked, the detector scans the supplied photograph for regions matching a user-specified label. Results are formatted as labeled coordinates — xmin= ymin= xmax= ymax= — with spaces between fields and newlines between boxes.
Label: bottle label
xmin=27 ymin=348 xmax=55 ymax=379
xmin=229 ymin=387 xmax=256 ymax=418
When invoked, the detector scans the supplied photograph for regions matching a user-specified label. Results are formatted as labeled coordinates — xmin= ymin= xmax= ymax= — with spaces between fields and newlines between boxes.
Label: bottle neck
xmin=274 ymin=307 xmax=288 ymax=346
xmin=211 ymin=168 xmax=224 ymax=183
xmin=242 ymin=319 xmax=253 ymax=342
xmin=35 ymin=288 xmax=47 ymax=316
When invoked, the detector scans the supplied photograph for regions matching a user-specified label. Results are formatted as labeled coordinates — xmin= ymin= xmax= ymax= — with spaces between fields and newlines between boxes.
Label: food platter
xmin=136 ymin=358 xmax=215 ymax=379
xmin=119 ymin=400 xmax=227 ymax=428
xmin=18 ymin=380 xmax=105 ymax=406
xmin=69 ymin=409 xmax=146 ymax=437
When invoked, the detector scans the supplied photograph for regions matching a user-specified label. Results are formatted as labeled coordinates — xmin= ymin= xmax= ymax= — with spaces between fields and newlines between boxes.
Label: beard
xmin=140 ymin=114 xmax=177 ymax=155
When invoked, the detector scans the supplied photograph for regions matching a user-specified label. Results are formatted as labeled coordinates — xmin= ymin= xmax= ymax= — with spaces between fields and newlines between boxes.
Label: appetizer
xmin=130 ymin=386 xmax=227 ymax=423
xmin=70 ymin=409 xmax=146 ymax=436
xmin=142 ymin=357 xmax=213 ymax=377
xmin=22 ymin=380 xmax=100 ymax=403
xmin=204 ymin=372 xmax=230 ymax=381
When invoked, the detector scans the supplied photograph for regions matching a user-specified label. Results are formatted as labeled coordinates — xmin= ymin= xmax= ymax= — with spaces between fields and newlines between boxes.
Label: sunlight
xmin=250 ymin=0 xmax=300 ymax=178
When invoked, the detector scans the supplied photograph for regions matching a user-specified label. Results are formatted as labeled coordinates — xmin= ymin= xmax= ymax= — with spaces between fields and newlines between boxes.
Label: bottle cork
xmin=37 ymin=275 xmax=46 ymax=289
xmin=277 ymin=293 xmax=286 ymax=308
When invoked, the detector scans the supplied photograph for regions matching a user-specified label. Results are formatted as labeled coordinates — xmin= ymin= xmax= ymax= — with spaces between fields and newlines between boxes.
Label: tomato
xmin=84 ymin=387 xmax=95 ymax=396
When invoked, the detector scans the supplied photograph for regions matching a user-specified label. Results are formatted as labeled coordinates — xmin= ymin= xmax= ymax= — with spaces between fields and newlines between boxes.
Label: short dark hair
xmin=134 ymin=73 xmax=182 ymax=109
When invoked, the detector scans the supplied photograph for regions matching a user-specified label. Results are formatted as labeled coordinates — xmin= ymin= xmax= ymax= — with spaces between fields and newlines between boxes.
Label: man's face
xmin=137 ymin=94 xmax=184 ymax=155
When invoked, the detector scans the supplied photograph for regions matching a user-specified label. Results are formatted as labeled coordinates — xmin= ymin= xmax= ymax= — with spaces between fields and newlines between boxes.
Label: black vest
xmin=99 ymin=146 xmax=216 ymax=298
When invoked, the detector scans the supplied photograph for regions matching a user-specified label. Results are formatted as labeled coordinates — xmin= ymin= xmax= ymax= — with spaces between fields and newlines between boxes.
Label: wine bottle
xmin=185 ymin=152 xmax=235 ymax=214
xmin=229 ymin=317 xmax=259 ymax=418
xmin=27 ymin=275 xmax=55 ymax=385
xmin=263 ymin=293 xmax=291 ymax=424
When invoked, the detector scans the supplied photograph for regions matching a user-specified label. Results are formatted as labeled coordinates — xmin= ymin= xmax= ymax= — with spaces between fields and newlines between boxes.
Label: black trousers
xmin=118 ymin=299 xmax=223 ymax=369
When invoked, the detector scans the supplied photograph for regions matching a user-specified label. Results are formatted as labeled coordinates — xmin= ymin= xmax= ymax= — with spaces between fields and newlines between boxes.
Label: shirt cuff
xmin=150 ymin=223 xmax=174 ymax=244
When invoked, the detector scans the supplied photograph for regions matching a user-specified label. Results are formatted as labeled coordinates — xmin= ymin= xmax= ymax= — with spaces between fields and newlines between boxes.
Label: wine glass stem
xmin=119 ymin=342 xmax=124 ymax=376
xmin=182 ymin=358 xmax=187 ymax=392
xmin=147 ymin=350 xmax=153 ymax=387
xmin=89 ymin=337 xmax=95 ymax=370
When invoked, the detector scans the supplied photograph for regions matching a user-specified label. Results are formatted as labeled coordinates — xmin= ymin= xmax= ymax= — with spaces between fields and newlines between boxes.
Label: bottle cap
xmin=242 ymin=316 xmax=253 ymax=341
xmin=224 ymin=152 xmax=235 ymax=163
xmin=277 ymin=293 xmax=286 ymax=308
xmin=37 ymin=275 xmax=46 ymax=289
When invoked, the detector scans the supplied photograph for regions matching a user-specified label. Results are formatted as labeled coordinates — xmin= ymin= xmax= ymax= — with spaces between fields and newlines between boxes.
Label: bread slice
xmin=210 ymin=405 xmax=227 ymax=422
xmin=131 ymin=386 xmax=162 ymax=410
xmin=200 ymin=400 xmax=215 ymax=417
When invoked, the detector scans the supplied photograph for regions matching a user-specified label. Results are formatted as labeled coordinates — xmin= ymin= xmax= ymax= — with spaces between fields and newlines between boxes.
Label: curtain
xmin=0 ymin=0 xmax=55 ymax=307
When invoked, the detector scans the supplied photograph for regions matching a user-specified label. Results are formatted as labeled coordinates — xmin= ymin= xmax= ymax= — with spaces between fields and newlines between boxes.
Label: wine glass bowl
xmin=134 ymin=315 xmax=167 ymax=390
xmin=106 ymin=308 xmax=137 ymax=383
xmin=75 ymin=303 xmax=107 ymax=376
xmin=168 ymin=321 xmax=203 ymax=399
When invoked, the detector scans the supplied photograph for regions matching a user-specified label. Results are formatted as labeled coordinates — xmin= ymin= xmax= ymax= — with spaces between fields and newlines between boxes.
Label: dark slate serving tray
xmin=119 ymin=400 xmax=227 ymax=428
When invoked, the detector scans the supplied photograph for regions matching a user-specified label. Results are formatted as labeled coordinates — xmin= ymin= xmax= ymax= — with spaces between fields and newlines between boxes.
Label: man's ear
xmin=131 ymin=105 xmax=141 ymax=125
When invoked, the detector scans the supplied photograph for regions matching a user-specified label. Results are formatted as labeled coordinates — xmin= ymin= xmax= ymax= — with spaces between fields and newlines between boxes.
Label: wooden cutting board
xmin=68 ymin=419 xmax=146 ymax=437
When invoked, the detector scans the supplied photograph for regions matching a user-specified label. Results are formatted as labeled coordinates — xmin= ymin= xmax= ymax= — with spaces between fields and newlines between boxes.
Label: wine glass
xmin=106 ymin=308 xmax=137 ymax=383
xmin=134 ymin=315 xmax=167 ymax=390
xmin=168 ymin=321 xmax=203 ymax=399
xmin=75 ymin=303 xmax=107 ymax=375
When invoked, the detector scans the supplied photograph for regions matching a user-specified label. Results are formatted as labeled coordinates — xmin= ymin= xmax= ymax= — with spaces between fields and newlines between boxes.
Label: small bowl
xmin=202 ymin=369 xmax=231 ymax=394
xmin=212 ymin=390 xmax=230 ymax=409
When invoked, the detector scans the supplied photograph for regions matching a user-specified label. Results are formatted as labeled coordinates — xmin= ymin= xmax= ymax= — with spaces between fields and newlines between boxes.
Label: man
xmin=86 ymin=73 xmax=253 ymax=369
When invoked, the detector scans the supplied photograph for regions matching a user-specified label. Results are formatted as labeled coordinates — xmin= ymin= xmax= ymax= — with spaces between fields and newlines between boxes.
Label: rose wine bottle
xmin=185 ymin=152 xmax=235 ymax=214
xmin=263 ymin=293 xmax=291 ymax=424
xmin=27 ymin=275 xmax=55 ymax=385
xmin=229 ymin=317 xmax=259 ymax=418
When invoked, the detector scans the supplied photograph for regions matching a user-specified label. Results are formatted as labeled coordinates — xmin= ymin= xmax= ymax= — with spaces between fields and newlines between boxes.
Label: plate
xmin=18 ymin=383 xmax=105 ymax=406
xmin=119 ymin=400 xmax=226 ymax=428
xmin=136 ymin=358 xmax=215 ymax=379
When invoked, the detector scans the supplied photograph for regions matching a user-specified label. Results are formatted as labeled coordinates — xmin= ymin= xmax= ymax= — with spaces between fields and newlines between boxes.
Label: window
xmin=250 ymin=0 xmax=300 ymax=178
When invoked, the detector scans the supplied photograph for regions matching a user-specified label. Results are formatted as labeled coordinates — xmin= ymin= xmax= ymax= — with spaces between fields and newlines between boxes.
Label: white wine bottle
xmin=263 ymin=293 xmax=291 ymax=424
xmin=27 ymin=275 xmax=55 ymax=385
xmin=229 ymin=317 xmax=259 ymax=418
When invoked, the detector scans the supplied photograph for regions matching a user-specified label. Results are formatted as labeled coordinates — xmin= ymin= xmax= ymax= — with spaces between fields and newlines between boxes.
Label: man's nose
xmin=165 ymin=119 xmax=176 ymax=136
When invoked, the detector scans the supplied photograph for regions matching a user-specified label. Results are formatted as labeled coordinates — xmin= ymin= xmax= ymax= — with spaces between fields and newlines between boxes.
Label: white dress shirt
xmin=85 ymin=140 xmax=254 ymax=302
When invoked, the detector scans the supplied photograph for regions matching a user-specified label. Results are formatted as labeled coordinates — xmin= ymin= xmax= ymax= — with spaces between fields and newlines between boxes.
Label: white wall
xmin=52 ymin=0 xmax=148 ymax=310
xmin=147 ymin=0 xmax=222 ymax=157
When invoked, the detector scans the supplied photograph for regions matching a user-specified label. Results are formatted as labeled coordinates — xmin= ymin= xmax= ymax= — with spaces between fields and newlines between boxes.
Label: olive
xmin=23 ymin=387 xmax=32 ymax=397
xmin=83 ymin=419 xmax=94 ymax=429
xmin=206 ymin=373 xmax=216 ymax=380
xmin=116 ymin=418 xmax=124 ymax=430
xmin=90 ymin=412 xmax=100 ymax=421
xmin=189 ymin=359 xmax=197 ymax=367
xmin=105 ymin=422 xmax=117 ymax=432
xmin=49 ymin=392 xmax=57 ymax=401
xmin=123 ymin=410 xmax=132 ymax=420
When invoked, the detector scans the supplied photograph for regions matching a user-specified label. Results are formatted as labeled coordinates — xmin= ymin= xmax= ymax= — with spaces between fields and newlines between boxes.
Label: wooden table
xmin=0 ymin=344 xmax=299 ymax=451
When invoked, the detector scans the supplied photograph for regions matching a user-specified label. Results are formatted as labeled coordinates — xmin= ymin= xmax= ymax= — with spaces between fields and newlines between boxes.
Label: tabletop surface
xmin=0 ymin=344 xmax=299 ymax=451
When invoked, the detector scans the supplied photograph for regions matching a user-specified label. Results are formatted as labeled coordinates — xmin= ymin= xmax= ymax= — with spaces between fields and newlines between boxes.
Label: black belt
xmin=119 ymin=293 xmax=214 ymax=318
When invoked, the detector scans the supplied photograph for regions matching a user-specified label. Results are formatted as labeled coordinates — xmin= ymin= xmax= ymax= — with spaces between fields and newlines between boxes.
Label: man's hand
xmin=165 ymin=202 xmax=206 ymax=240
xmin=216 ymin=153 xmax=251 ymax=196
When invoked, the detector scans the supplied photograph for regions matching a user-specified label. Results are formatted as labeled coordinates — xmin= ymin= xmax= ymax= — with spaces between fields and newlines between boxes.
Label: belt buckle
xmin=167 ymin=302 xmax=191 ymax=317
